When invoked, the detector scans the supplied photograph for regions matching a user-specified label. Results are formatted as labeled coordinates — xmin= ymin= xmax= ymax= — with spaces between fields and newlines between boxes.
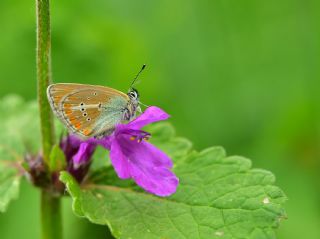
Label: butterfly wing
xmin=47 ymin=83 xmax=129 ymax=139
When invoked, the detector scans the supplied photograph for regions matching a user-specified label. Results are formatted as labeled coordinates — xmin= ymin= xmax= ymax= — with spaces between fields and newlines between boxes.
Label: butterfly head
xmin=128 ymin=88 xmax=139 ymax=102
xmin=126 ymin=88 xmax=141 ymax=119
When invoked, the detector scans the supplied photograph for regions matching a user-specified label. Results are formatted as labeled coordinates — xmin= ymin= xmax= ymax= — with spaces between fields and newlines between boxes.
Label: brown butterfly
xmin=47 ymin=65 xmax=145 ymax=139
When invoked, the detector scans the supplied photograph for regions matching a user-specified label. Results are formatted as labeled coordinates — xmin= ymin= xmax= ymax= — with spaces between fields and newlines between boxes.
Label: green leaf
xmin=61 ymin=146 xmax=287 ymax=239
xmin=0 ymin=161 xmax=21 ymax=212
xmin=49 ymin=144 xmax=67 ymax=172
xmin=0 ymin=95 xmax=41 ymax=157
xmin=0 ymin=95 xmax=41 ymax=212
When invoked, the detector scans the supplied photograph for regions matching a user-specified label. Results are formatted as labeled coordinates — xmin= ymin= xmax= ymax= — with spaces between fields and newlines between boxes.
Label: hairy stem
xmin=36 ymin=0 xmax=55 ymax=164
xmin=36 ymin=0 xmax=62 ymax=239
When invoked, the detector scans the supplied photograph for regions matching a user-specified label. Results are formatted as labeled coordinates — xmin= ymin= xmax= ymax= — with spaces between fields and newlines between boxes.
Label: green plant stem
xmin=36 ymin=0 xmax=62 ymax=239
xmin=36 ymin=0 xmax=55 ymax=164
xmin=41 ymin=191 xmax=62 ymax=239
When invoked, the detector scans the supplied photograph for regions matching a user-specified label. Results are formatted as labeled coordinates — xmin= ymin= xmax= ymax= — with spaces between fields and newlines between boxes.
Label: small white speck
xmin=147 ymin=229 xmax=151 ymax=233
xmin=215 ymin=231 xmax=224 ymax=237
xmin=263 ymin=197 xmax=270 ymax=204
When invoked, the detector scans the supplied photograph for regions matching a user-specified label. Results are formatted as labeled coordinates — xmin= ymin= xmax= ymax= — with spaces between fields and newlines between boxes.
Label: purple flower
xmin=60 ymin=134 xmax=97 ymax=182
xmin=96 ymin=106 xmax=179 ymax=197
xmin=61 ymin=106 xmax=179 ymax=197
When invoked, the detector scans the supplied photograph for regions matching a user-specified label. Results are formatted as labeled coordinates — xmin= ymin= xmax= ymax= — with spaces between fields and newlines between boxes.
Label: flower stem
xmin=36 ymin=0 xmax=62 ymax=239
xmin=41 ymin=191 xmax=62 ymax=239
xmin=36 ymin=0 xmax=55 ymax=164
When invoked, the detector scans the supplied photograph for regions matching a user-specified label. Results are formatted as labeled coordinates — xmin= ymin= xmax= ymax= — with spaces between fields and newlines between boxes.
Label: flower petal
xmin=130 ymin=165 xmax=179 ymax=197
xmin=109 ymin=134 xmax=178 ymax=196
xmin=140 ymin=141 xmax=173 ymax=167
xmin=72 ymin=142 xmax=96 ymax=168
xmin=127 ymin=106 xmax=170 ymax=130
xmin=60 ymin=134 xmax=82 ymax=161
xmin=109 ymin=140 xmax=131 ymax=179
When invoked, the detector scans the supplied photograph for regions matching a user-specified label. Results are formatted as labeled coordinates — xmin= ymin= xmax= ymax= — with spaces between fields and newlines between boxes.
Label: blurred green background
xmin=1 ymin=0 xmax=320 ymax=238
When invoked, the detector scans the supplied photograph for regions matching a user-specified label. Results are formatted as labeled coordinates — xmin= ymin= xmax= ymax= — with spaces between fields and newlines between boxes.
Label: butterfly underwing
xmin=47 ymin=83 xmax=140 ymax=139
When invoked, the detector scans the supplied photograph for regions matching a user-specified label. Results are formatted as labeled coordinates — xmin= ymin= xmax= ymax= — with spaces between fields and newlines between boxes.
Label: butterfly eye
xmin=80 ymin=102 xmax=84 ymax=106
xmin=93 ymin=92 xmax=97 ymax=96
xmin=81 ymin=108 xmax=85 ymax=112
xmin=129 ymin=92 xmax=136 ymax=98
xmin=87 ymin=118 xmax=91 ymax=121
xmin=83 ymin=113 xmax=87 ymax=117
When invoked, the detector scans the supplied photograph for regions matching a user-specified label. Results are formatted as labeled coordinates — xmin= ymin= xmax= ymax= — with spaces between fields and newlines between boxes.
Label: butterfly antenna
xmin=130 ymin=64 xmax=146 ymax=89
xmin=139 ymin=101 xmax=150 ymax=108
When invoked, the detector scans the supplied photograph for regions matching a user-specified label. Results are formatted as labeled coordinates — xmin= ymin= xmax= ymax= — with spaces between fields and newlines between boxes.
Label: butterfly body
xmin=47 ymin=83 xmax=140 ymax=139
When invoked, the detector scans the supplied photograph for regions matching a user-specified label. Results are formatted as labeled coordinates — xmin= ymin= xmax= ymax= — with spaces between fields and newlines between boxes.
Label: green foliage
xmin=0 ymin=0 xmax=319 ymax=238
xmin=0 ymin=95 xmax=40 ymax=156
xmin=61 ymin=123 xmax=286 ymax=239
xmin=0 ymin=161 xmax=21 ymax=213
xmin=0 ymin=95 xmax=40 ymax=212
xmin=0 ymin=95 xmax=287 ymax=237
